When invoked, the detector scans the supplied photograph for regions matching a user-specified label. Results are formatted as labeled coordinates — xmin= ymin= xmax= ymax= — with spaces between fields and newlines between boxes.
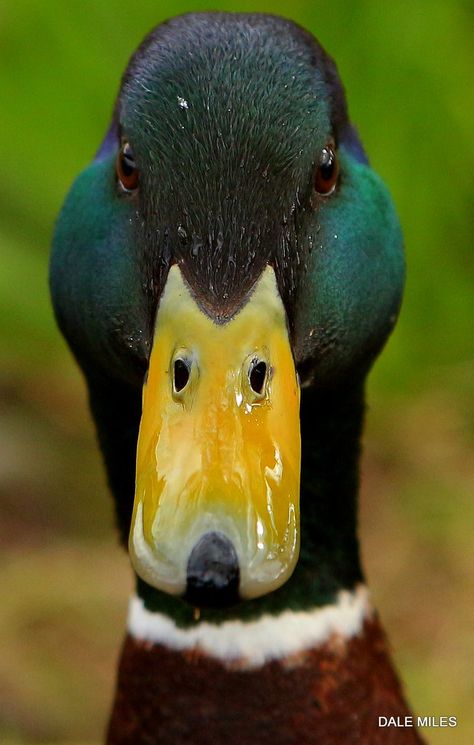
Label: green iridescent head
xmin=50 ymin=13 xmax=403 ymax=613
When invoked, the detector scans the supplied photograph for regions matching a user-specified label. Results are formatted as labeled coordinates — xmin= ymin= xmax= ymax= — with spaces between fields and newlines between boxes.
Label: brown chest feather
xmin=107 ymin=617 xmax=424 ymax=745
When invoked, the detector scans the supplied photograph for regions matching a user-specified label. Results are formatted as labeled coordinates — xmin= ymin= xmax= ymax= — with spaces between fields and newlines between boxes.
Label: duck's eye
xmin=116 ymin=141 xmax=139 ymax=192
xmin=314 ymin=145 xmax=339 ymax=196
xmin=249 ymin=359 xmax=267 ymax=396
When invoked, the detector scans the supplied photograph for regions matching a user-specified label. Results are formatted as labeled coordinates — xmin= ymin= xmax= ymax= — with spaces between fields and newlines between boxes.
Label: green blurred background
xmin=1 ymin=1 xmax=473 ymax=743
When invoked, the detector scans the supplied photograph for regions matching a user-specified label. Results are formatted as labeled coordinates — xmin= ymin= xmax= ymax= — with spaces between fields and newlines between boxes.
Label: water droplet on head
xmin=177 ymin=96 xmax=189 ymax=110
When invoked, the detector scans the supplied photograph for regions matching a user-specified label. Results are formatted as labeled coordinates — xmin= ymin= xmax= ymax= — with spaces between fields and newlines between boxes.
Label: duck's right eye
xmin=314 ymin=144 xmax=339 ymax=196
xmin=116 ymin=141 xmax=139 ymax=192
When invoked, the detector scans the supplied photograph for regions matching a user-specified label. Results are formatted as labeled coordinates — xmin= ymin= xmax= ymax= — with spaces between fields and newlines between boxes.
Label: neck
xmin=136 ymin=380 xmax=365 ymax=625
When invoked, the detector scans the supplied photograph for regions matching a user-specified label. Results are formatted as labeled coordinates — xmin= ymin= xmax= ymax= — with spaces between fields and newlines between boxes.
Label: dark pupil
xmin=174 ymin=359 xmax=190 ymax=392
xmin=249 ymin=361 xmax=267 ymax=395
xmin=319 ymin=148 xmax=335 ymax=181
xmin=120 ymin=146 xmax=135 ymax=177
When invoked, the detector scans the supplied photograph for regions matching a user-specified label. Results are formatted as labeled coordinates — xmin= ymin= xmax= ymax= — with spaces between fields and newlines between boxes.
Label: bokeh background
xmin=1 ymin=1 xmax=473 ymax=743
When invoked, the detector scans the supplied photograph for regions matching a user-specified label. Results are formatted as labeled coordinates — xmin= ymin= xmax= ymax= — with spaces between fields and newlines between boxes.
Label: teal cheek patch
xmin=294 ymin=150 xmax=404 ymax=380
xmin=50 ymin=156 xmax=146 ymax=382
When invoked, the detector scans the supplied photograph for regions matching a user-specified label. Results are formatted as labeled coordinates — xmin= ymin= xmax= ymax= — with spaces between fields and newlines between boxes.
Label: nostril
xmin=249 ymin=359 xmax=267 ymax=395
xmin=186 ymin=532 xmax=240 ymax=608
xmin=173 ymin=358 xmax=190 ymax=392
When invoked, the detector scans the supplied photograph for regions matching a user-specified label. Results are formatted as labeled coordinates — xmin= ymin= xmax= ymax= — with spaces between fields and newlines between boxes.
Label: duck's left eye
xmin=314 ymin=145 xmax=339 ymax=196
xmin=116 ymin=141 xmax=139 ymax=192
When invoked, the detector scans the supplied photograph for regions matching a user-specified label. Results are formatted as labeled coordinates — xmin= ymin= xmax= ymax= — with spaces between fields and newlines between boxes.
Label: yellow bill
xmin=129 ymin=264 xmax=301 ymax=602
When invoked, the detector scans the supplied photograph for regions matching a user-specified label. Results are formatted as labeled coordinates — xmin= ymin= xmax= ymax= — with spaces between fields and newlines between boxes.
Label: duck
xmin=50 ymin=12 xmax=424 ymax=745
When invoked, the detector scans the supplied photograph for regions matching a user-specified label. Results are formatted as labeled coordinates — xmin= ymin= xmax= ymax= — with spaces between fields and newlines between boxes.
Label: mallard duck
xmin=50 ymin=12 xmax=423 ymax=745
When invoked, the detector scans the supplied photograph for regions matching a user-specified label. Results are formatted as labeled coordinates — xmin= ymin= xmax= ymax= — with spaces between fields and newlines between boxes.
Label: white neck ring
xmin=127 ymin=585 xmax=372 ymax=669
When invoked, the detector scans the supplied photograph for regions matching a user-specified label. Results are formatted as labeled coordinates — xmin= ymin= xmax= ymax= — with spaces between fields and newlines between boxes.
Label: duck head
xmin=50 ymin=13 xmax=403 ymax=610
